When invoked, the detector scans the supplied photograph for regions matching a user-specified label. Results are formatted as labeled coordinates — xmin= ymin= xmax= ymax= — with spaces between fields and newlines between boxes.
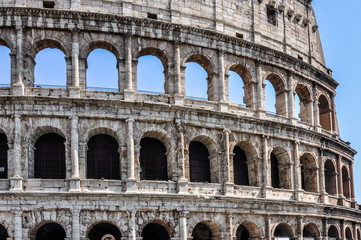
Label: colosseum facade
xmin=0 ymin=0 xmax=360 ymax=239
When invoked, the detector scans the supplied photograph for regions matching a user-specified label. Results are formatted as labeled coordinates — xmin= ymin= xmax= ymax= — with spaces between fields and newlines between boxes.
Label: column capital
xmin=126 ymin=117 xmax=135 ymax=123
xmin=223 ymin=128 xmax=231 ymax=134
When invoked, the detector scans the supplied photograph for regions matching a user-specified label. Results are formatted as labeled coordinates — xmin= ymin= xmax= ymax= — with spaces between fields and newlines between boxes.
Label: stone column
xmin=173 ymin=41 xmax=184 ymax=105
xmin=69 ymin=30 xmax=81 ymax=97
xmin=319 ymin=148 xmax=327 ymax=203
xmin=262 ymin=135 xmax=271 ymax=198
xmin=256 ymin=60 xmax=264 ymax=111
xmin=10 ymin=113 xmax=23 ymax=191
xmin=225 ymin=212 xmax=233 ymax=240
xmin=330 ymin=93 xmax=339 ymax=135
xmin=69 ymin=116 xmax=81 ymax=192
xmin=124 ymin=33 xmax=134 ymax=100
xmin=13 ymin=211 xmax=22 ymax=240
xmin=128 ymin=210 xmax=137 ymax=240
xmin=340 ymin=221 xmax=345 ymax=240
xmin=126 ymin=118 xmax=137 ymax=192
xmin=294 ymin=141 xmax=302 ymax=201
xmin=265 ymin=215 xmax=271 ymax=240
xmin=337 ymin=155 xmax=343 ymax=199
xmin=350 ymin=164 xmax=355 ymax=201
xmin=223 ymin=129 xmax=233 ymax=195
xmin=179 ymin=211 xmax=188 ymax=240
xmin=312 ymin=83 xmax=320 ymax=132
xmin=288 ymin=71 xmax=296 ymax=122
xmin=297 ymin=216 xmax=303 ymax=240
xmin=218 ymin=50 xmax=228 ymax=111
xmin=72 ymin=209 xmax=80 ymax=240
xmin=12 ymin=25 xmax=24 ymax=95
xmin=176 ymin=121 xmax=188 ymax=194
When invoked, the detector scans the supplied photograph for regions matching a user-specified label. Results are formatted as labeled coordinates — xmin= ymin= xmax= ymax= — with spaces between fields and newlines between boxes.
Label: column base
xmin=11 ymin=83 xmax=24 ymax=96
xmin=68 ymin=177 xmax=81 ymax=192
xmin=262 ymin=186 xmax=273 ymax=199
xmin=177 ymin=179 xmax=189 ymax=194
xmin=68 ymin=87 xmax=81 ymax=98
xmin=294 ymin=189 xmax=304 ymax=201
xmin=173 ymin=94 xmax=184 ymax=105
xmin=124 ymin=89 xmax=135 ymax=101
xmin=320 ymin=192 xmax=328 ymax=204
xmin=125 ymin=178 xmax=137 ymax=193
xmin=338 ymin=195 xmax=346 ymax=206
xmin=9 ymin=176 xmax=23 ymax=192
xmin=218 ymin=101 xmax=229 ymax=112
xmin=223 ymin=182 xmax=234 ymax=196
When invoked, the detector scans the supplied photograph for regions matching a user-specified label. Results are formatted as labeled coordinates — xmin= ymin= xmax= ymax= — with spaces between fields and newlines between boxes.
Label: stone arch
xmin=228 ymin=64 xmax=255 ymax=108
xmin=0 ymin=37 xmax=13 ymax=50
xmin=345 ymin=227 xmax=353 ymax=240
xmin=327 ymin=225 xmax=339 ymax=239
xmin=234 ymin=221 xmax=262 ymax=240
xmin=342 ymin=165 xmax=351 ymax=199
xmin=86 ymin=221 xmax=123 ymax=240
xmin=295 ymin=83 xmax=313 ymax=123
xmin=264 ymin=73 xmax=287 ymax=116
xmin=191 ymin=221 xmax=222 ymax=240
xmin=82 ymin=40 xmax=120 ymax=60
xmin=138 ymin=130 xmax=173 ymax=153
xmin=324 ymin=159 xmax=337 ymax=195
xmin=0 ymin=223 xmax=8 ymax=240
xmin=30 ymin=221 xmax=67 ymax=240
xmin=303 ymin=223 xmax=321 ymax=239
xmin=138 ymin=219 xmax=173 ymax=239
xmin=273 ymin=223 xmax=295 ymax=238
xmin=318 ymin=94 xmax=332 ymax=131
xmin=300 ymin=153 xmax=319 ymax=193
xmin=184 ymin=53 xmax=216 ymax=101
xmin=270 ymin=147 xmax=292 ymax=189
xmin=136 ymin=47 xmax=169 ymax=94
xmin=85 ymin=127 xmax=122 ymax=147
xmin=32 ymin=39 xmax=68 ymax=57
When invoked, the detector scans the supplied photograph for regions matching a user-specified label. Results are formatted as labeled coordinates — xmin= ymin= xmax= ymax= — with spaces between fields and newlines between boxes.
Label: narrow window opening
xmin=43 ymin=1 xmax=55 ymax=8
xmin=298 ymin=55 xmax=303 ymax=61
xmin=270 ymin=152 xmax=280 ymax=188
xmin=0 ymin=46 xmax=11 ymax=87
xmin=147 ymin=13 xmax=158 ymax=20
xmin=228 ymin=70 xmax=246 ymax=106
xmin=236 ymin=33 xmax=244 ymax=39
xmin=189 ymin=141 xmax=210 ymax=183
xmin=267 ymin=6 xmax=277 ymax=26
xmin=0 ymin=134 xmax=8 ymax=179
xmin=137 ymin=55 xmax=165 ymax=94
xmin=233 ymin=146 xmax=249 ymax=186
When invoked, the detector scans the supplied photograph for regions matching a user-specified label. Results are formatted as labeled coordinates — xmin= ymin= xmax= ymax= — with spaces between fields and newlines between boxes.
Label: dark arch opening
xmin=34 ymin=48 xmax=66 ymax=88
xmin=34 ymin=133 xmax=66 ymax=179
xmin=319 ymin=95 xmax=332 ymax=131
xmin=35 ymin=222 xmax=66 ymax=240
xmin=88 ymin=222 xmax=122 ymax=240
xmin=0 ymin=224 xmax=8 ymax=240
xmin=140 ymin=137 xmax=168 ymax=181
xmin=345 ymin=227 xmax=353 ymax=240
xmin=137 ymin=55 xmax=166 ymax=94
xmin=357 ymin=229 xmax=360 ymax=240
xmin=87 ymin=134 xmax=120 ymax=180
xmin=141 ymin=223 xmax=170 ymax=240
xmin=295 ymin=84 xmax=312 ymax=123
xmin=192 ymin=223 xmax=212 ymax=240
xmin=0 ymin=46 xmax=11 ymax=87
xmin=86 ymin=49 xmax=118 ymax=91
xmin=300 ymin=154 xmax=318 ymax=193
xmin=236 ymin=225 xmax=250 ymax=240
xmin=303 ymin=223 xmax=319 ymax=240
xmin=233 ymin=146 xmax=249 ymax=186
xmin=324 ymin=160 xmax=337 ymax=195
xmin=270 ymin=152 xmax=280 ymax=188
xmin=0 ymin=133 xmax=8 ymax=179
xmin=328 ymin=226 xmax=339 ymax=240
xmin=342 ymin=166 xmax=351 ymax=198
xmin=265 ymin=74 xmax=287 ymax=116
xmin=189 ymin=141 xmax=210 ymax=182
xmin=274 ymin=223 xmax=293 ymax=238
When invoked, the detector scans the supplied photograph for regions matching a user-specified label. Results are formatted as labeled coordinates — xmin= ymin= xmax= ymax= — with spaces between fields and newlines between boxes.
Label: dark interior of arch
xmin=328 ymin=226 xmax=339 ymax=238
xmin=274 ymin=224 xmax=292 ymax=237
xmin=34 ymin=133 xmax=65 ymax=179
xmin=357 ymin=229 xmax=360 ymax=240
xmin=346 ymin=228 xmax=353 ymax=240
xmin=318 ymin=95 xmax=331 ymax=131
xmin=0 ymin=224 xmax=8 ymax=240
xmin=324 ymin=160 xmax=337 ymax=195
xmin=0 ymin=133 xmax=8 ymax=179
xmin=88 ymin=222 xmax=122 ymax=240
xmin=141 ymin=223 xmax=170 ymax=240
xmin=192 ymin=223 xmax=212 ymax=240
xmin=303 ymin=224 xmax=318 ymax=238
xmin=236 ymin=225 xmax=250 ymax=240
xmin=270 ymin=152 xmax=280 ymax=188
xmin=87 ymin=134 xmax=120 ymax=180
xmin=233 ymin=146 xmax=249 ymax=186
xmin=189 ymin=141 xmax=210 ymax=182
xmin=35 ymin=222 xmax=66 ymax=240
xmin=140 ymin=137 xmax=168 ymax=180
xmin=342 ymin=166 xmax=351 ymax=198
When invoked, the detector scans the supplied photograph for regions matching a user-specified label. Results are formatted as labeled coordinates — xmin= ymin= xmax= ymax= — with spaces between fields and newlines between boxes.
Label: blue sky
xmin=0 ymin=1 xmax=359 ymax=202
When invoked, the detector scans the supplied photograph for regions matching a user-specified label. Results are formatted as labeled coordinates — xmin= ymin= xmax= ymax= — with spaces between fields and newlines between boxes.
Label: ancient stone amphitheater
xmin=0 ymin=0 xmax=360 ymax=239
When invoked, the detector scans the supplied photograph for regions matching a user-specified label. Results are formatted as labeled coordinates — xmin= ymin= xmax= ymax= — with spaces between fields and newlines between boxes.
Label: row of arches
xmin=0 ymin=43 xmax=333 ymax=130
xmin=1 ymin=220 xmax=358 ymax=240
xmin=0 ymin=130 xmax=353 ymax=198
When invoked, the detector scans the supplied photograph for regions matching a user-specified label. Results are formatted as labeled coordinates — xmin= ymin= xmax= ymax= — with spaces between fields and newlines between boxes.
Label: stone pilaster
xmin=223 ymin=128 xmax=233 ymax=195
xmin=173 ymin=41 xmax=184 ymax=105
xmin=176 ymin=121 xmax=188 ymax=194
xmin=72 ymin=209 xmax=80 ymax=240
xmin=69 ymin=116 xmax=81 ymax=192
xmin=69 ymin=30 xmax=81 ymax=97
xmin=124 ymin=33 xmax=134 ymax=100
xmin=10 ymin=113 xmax=22 ymax=191
xmin=179 ymin=211 xmax=188 ymax=240
xmin=13 ymin=211 xmax=22 ymax=240
xmin=12 ymin=25 xmax=24 ymax=96
xmin=126 ymin=118 xmax=137 ymax=192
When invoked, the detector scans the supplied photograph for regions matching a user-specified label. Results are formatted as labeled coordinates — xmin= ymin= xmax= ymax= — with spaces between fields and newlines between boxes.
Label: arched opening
xmin=140 ymin=137 xmax=168 ymax=181
xmin=228 ymin=64 xmax=254 ymax=108
xmin=300 ymin=153 xmax=318 ymax=192
xmin=0 ymin=224 xmax=8 ymax=240
xmin=0 ymin=45 xmax=11 ymax=87
xmin=34 ymin=48 xmax=66 ymax=88
xmin=319 ymin=95 xmax=332 ymax=131
xmin=274 ymin=223 xmax=294 ymax=240
xmin=35 ymin=222 xmax=66 ymax=240
xmin=270 ymin=152 xmax=280 ymax=188
xmin=233 ymin=146 xmax=249 ymax=186
xmin=86 ymin=49 xmax=118 ymax=91
xmin=264 ymin=74 xmax=287 ymax=116
xmin=345 ymin=227 xmax=353 ymax=240
xmin=141 ymin=223 xmax=170 ymax=240
xmin=327 ymin=225 xmax=339 ymax=240
xmin=303 ymin=223 xmax=320 ymax=240
xmin=34 ymin=133 xmax=66 ymax=179
xmin=324 ymin=160 xmax=337 ymax=195
xmin=295 ymin=84 xmax=312 ymax=123
xmin=87 ymin=134 xmax=120 ymax=180
xmin=137 ymin=48 xmax=167 ymax=94
xmin=0 ymin=133 xmax=8 ymax=179
xmin=189 ymin=141 xmax=210 ymax=182
xmin=236 ymin=225 xmax=250 ymax=240
xmin=342 ymin=166 xmax=351 ymax=198
xmin=88 ymin=222 xmax=122 ymax=240
xmin=192 ymin=223 xmax=213 ymax=240
xmin=185 ymin=55 xmax=214 ymax=101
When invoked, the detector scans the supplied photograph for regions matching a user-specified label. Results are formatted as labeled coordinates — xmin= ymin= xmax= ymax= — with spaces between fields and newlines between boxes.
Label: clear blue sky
xmin=0 ymin=1 xmax=359 ymax=202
